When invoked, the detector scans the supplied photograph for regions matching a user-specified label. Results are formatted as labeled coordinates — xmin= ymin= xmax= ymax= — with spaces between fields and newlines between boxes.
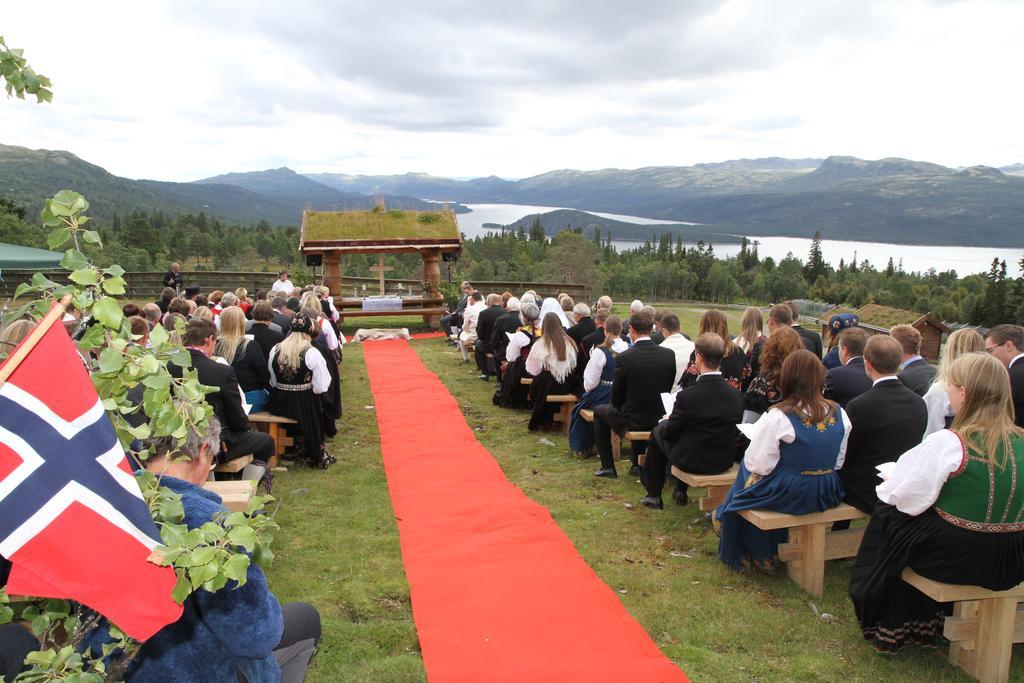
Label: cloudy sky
xmin=2 ymin=0 xmax=1022 ymax=181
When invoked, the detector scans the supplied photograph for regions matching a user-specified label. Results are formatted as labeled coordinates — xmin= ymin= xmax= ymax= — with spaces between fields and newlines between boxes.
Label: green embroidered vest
xmin=933 ymin=432 xmax=1024 ymax=532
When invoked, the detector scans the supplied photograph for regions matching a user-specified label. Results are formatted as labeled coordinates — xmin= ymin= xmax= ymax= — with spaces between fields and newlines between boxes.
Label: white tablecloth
xmin=361 ymin=297 xmax=404 ymax=312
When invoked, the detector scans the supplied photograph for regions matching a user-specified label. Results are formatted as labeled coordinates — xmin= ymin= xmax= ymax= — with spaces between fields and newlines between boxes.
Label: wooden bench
xmin=203 ymin=480 xmax=256 ymax=512
xmin=903 ymin=568 xmax=1024 ymax=683
xmin=520 ymin=377 xmax=533 ymax=385
xmin=578 ymin=408 xmax=622 ymax=459
xmin=671 ymin=464 xmax=739 ymax=511
xmin=738 ymin=504 xmax=868 ymax=597
xmin=623 ymin=431 xmax=651 ymax=465
xmin=546 ymin=394 xmax=578 ymax=435
xmin=213 ymin=454 xmax=253 ymax=474
xmin=248 ymin=412 xmax=299 ymax=468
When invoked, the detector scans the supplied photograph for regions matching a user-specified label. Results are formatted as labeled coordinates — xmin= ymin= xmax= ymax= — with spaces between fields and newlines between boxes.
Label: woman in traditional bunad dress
xmin=267 ymin=315 xmax=335 ymax=469
xmin=716 ymin=350 xmax=851 ymax=570
xmin=495 ymin=302 xmax=542 ymax=409
xmin=568 ymin=316 xmax=627 ymax=456
xmin=680 ymin=310 xmax=750 ymax=391
xmin=525 ymin=312 xmax=579 ymax=431
xmin=850 ymin=352 xmax=1024 ymax=652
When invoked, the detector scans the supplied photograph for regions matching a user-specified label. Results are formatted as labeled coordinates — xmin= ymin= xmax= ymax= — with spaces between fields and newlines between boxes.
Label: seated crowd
xmin=455 ymin=284 xmax=1024 ymax=656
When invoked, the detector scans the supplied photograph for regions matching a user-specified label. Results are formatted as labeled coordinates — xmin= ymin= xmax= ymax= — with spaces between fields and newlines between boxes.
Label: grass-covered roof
xmin=302 ymin=208 xmax=460 ymax=243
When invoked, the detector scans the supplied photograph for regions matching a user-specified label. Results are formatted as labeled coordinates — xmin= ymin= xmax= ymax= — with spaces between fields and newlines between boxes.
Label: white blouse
xmin=267 ymin=346 xmax=332 ymax=394
xmin=922 ymin=381 xmax=952 ymax=438
xmin=525 ymin=337 xmax=578 ymax=383
xmin=875 ymin=429 xmax=963 ymax=516
xmin=318 ymin=317 xmax=342 ymax=350
xmin=742 ymin=406 xmax=852 ymax=476
xmin=506 ymin=328 xmax=539 ymax=363
xmin=582 ymin=338 xmax=629 ymax=391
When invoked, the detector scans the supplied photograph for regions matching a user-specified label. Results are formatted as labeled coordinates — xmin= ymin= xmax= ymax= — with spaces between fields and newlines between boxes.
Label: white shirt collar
xmin=844 ymin=355 xmax=863 ymax=366
xmin=698 ymin=371 xmax=722 ymax=378
xmin=873 ymin=375 xmax=900 ymax=386
xmin=1011 ymin=353 xmax=1024 ymax=368
xmin=633 ymin=336 xmax=651 ymax=343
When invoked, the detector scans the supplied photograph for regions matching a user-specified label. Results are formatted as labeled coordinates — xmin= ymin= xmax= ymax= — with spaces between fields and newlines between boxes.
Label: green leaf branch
xmin=0 ymin=36 xmax=52 ymax=103
xmin=2 ymin=191 xmax=280 ymax=680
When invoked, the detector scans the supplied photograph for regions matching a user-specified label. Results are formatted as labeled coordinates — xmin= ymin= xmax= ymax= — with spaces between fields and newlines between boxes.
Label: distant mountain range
xmin=0 ymin=144 xmax=467 ymax=226
xmin=311 ymin=157 xmax=1024 ymax=247
xmin=1 ymin=142 xmax=1023 ymax=247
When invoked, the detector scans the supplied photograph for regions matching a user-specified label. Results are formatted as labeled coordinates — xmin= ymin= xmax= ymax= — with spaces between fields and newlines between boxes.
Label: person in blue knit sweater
xmin=85 ymin=419 xmax=321 ymax=682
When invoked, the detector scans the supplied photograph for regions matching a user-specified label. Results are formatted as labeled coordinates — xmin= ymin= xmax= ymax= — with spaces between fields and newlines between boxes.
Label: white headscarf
xmin=539 ymin=297 xmax=572 ymax=329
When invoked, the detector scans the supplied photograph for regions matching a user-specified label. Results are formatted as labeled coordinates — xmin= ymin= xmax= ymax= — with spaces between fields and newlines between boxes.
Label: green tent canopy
xmin=0 ymin=242 xmax=64 ymax=273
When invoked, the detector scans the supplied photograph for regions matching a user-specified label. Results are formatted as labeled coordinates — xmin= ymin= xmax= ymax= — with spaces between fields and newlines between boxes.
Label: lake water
xmin=455 ymin=203 xmax=1023 ymax=277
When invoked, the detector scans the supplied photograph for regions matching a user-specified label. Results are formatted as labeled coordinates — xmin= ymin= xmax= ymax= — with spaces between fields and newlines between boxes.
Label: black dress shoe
xmin=639 ymin=495 xmax=664 ymax=509
xmin=629 ymin=465 xmax=642 ymax=477
xmin=593 ymin=467 xmax=618 ymax=479
xmin=672 ymin=488 xmax=689 ymax=506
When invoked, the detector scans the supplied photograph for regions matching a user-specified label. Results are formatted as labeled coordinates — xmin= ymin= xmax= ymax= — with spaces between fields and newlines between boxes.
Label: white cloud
xmin=0 ymin=0 xmax=1021 ymax=180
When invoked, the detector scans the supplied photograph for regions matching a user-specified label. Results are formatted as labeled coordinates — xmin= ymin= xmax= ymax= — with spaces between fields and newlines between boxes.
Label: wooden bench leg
xmin=699 ymin=484 xmax=730 ymax=512
xmin=267 ymin=423 xmax=282 ymax=469
xmin=970 ymin=597 xmax=1017 ymax=683
xmin=560 ymin=403 xmax=572 ymax=436
xmin=612 ymin=432 xmax=623 ymax=460
xmin=949 ymin=600 xmax=979 ymax=673
xmin=785 ymin=523 xmax=827 ymax=597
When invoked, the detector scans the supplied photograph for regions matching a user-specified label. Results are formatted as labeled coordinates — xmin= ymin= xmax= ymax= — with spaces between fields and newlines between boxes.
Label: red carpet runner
xmin=364 ymin=340 xmax=688 ymax=682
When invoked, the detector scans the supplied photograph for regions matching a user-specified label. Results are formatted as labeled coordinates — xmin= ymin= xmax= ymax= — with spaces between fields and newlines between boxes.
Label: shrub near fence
xmin=0 ymin=271 xmax=590 ymax=303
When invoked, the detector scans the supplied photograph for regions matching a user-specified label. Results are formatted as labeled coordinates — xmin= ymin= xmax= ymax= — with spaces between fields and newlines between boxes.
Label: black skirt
xmin=495 ymin=358 xmax=531 ymax=409
xmin=849 ymin=503 xmax=1024 ymax=652
xmin=267 ymin=387 xmax=325 ymax=466
xmin=527 ymin=370 xmax=573 ymax=431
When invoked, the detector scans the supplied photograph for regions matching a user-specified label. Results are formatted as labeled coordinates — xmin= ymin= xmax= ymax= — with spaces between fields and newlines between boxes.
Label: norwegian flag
xmin=0 ymin=318 xmax=182 ymax=641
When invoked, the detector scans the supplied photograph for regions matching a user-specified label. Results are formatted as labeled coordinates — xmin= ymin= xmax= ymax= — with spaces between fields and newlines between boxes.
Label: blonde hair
xmin=299 ymin=292 xmax=321 ymax=318
xmin=0 ymin=319 xmax=35 ymax=358
xmin=275 ymin=331 xmax=312 ymax=373
xmin=234 ymin=287 xmax=249 ymax=302
xmin=192 ymin=306 xmax=213 ymax=322
xmin=214 ymin=306 xmax=250 ymax=364
xmin=948 ymin=352 xmax=1024 ymax=468
xmin=937 ymin=328 xmax=985 ymax=388
xmin=699 ymin=310 xmax=734 ymax=355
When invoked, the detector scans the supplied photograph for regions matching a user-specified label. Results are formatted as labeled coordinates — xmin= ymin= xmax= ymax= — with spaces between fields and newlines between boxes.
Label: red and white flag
xmin=0 ymin=318 xmax=182 ymax=640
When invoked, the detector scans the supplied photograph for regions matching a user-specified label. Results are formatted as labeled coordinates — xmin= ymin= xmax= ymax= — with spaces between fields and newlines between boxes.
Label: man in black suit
xmin=174 ymin=319 xmax=275 ymax=475
xmin=840 ymin=335 xmax=928 ymax=515
xmin=474 ymin=294 xmax=506 ymax=380
xmin=490 ymin=297 xmax=522 ymax=377
xmin=248 ymin=300 xmax=286 ymax=359
xmin=161 ymin=261 xmax=183 ymax=294
xmin=580 ymin=309 xmax=610 ymax=359
xmin=567 ymin=303 xmax=596 ymax=348
xmin=891 ymin=324 xmax=937 ymax=396
xmin=639 ymin=333 xmax=744 ymax=508
xmin=593 ymin=310 xmax=677 ymax=478
xmin=788 ymin=300 xmax=823 ymax=358
xmin=441 ymin=281 xmax=473 ymax=338
xmin=986 ymin=324 xmax=1024 ymax=427
xmin=271 ymin=296 xmax=293 ymax=330
xmin=824 ymin=327 xmax=873 ymax=408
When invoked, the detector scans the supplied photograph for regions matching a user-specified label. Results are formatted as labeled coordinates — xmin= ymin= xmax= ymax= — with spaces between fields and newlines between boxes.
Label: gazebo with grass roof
xmin=299 ymin=207 xmax=463 ymax=327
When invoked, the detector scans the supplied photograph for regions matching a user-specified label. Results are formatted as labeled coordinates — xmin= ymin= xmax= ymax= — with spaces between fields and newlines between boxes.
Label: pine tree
xmin=885 ymin=257 xmax=895 ymax=278
xmin=529 ymin=217 xmax=546 ymax=242
xmin=804 ymin=231 xmax=827 ymax=282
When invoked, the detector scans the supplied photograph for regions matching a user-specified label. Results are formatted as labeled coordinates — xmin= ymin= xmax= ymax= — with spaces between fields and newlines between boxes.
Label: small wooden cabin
xmin=816 ymin=303 xmax=949 ymax=361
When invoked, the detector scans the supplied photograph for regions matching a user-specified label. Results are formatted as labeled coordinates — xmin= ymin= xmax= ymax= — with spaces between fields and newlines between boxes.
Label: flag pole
xmin=0 ymin=293 xmax=75 ymax=386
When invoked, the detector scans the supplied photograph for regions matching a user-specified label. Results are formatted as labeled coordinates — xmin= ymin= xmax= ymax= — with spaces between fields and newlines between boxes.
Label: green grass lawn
xmin=263 ymin=303 xmax=1008 ymax=682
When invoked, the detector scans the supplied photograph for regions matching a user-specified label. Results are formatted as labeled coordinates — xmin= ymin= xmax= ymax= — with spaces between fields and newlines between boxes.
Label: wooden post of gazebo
xmin=323 ymin=253 xmax=342 ymax=298
xmin=422 ymin=247 xmax=442 ymax=326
